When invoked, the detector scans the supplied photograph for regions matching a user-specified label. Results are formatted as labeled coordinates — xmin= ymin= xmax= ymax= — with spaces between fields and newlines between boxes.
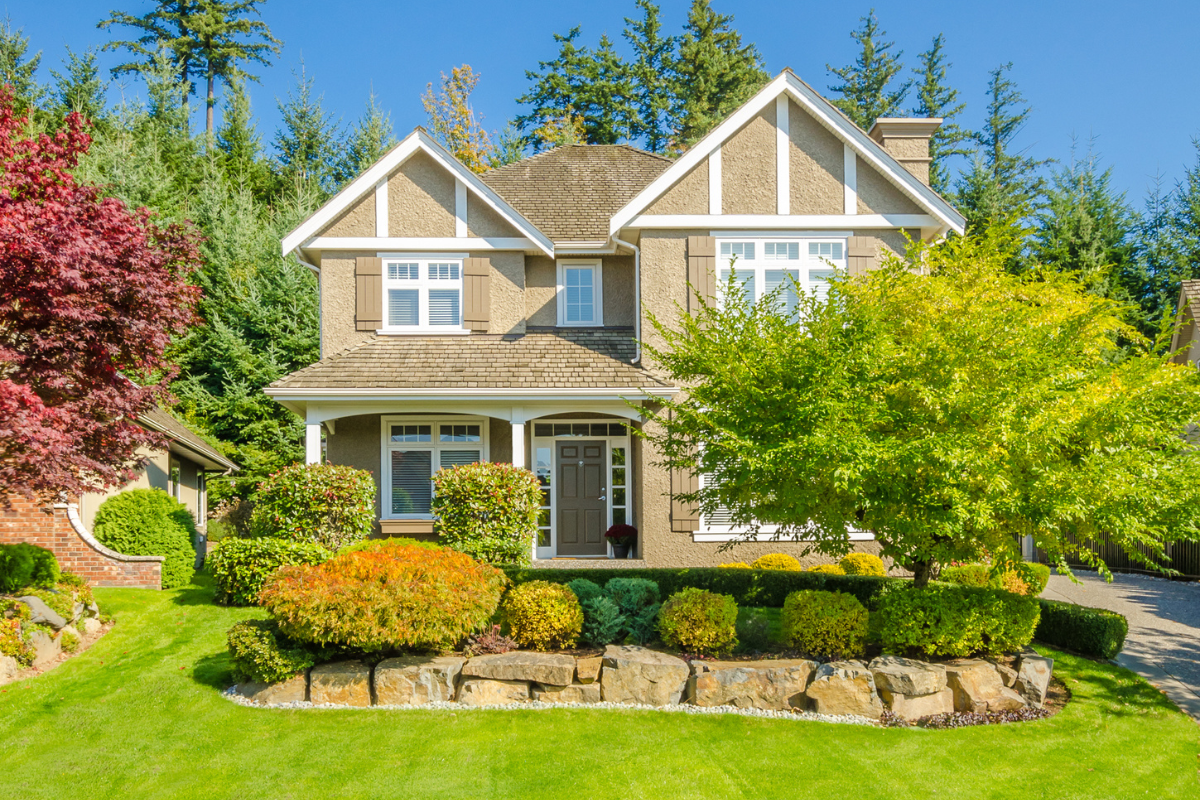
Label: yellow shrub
xmin=719 ymin=562 xmax=751 ymax=569
xmin=750 ymin=553 xmax=803 ymax=571
xmin=503 ymin=580 xmax=583 ymax=650
xmin=998 ymin=570 xmax=1031 ymax=596
xmin=839 ymin=553 xmax=886 ymax=577
xmin=807 ymin=563 xmax=846 ymax=575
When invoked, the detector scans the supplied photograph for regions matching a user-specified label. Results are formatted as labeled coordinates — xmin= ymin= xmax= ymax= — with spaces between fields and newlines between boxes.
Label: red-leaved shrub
xmin=258 ymin=540 xmax=506 ymax=651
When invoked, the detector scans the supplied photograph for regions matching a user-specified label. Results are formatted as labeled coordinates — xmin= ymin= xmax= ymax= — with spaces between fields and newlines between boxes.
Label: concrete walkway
xmin=1043 ymin=571 xmax=1200 ymax=719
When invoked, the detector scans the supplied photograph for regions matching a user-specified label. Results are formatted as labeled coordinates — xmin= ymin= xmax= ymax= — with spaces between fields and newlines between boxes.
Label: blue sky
xmin=7 ymin=0 xmax=1199 ymax=205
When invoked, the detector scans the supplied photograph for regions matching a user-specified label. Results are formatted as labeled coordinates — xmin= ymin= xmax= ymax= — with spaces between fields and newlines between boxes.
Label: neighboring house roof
xmin=139 ymin=408 xmax=238 ymax=473
xmin=266 ymin=329 xmax=674 ymax=393
xmin=479 ymin=145 xmax=673 ymax=244
xmin=1171 ymin=280 xmax=1200 ymax=359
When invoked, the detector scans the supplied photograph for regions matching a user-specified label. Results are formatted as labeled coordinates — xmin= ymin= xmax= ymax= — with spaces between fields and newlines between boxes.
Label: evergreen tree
xmin=337 ymin=91 xmax=396 ymax=183
xmin=49 ymin=47 xmax=107 ymax=125
xmin=100 ymin=1 xmax=200 ymax=106
xmin=912 ymin=34 xmax=970 ymax=195
xmin=0 ymin=19 xmax=43 ymax=116
xmin=272 ymin=63 xmax=340 ymax=199
xmin=515 ymin=26 xmax=591 ymax=151
xmin=488 ymin=122 xmax=527 ymax=168
xmin=422 ymin=65 xmax=495 ymax=171
xmin=623 ymin=0 xmax=676 ymax=153
xmin=1124 ymin=175 xmax=1183 ymax=336
xmin=216 ymin=75 xmax=273 ymax=196
xmin=671 ymin=0 xmax=768 ymax=149
xmin=826 ymin=9 xmax=909 ymax=131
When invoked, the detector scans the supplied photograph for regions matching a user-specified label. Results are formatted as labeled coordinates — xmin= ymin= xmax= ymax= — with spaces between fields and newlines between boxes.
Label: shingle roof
xmin=480 ymin=145 xmax=672 ymax=243
xmin=1182 ymin=280 xmax=1200 ymax=302
xmin=269 ymin=329 xmax=673 ymax=391
xmin=140 ymin=408 xmax=238 ymax=471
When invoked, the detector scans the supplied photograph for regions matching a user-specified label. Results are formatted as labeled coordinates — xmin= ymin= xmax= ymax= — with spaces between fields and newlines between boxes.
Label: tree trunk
xmin=910 ymin=559 xmax=935 ymax=589
xmin=206 ymin=70 xmax=216 ymax=135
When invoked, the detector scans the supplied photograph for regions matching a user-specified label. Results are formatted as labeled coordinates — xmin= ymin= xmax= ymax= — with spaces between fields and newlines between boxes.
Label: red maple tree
xmin=0 ymin=90 xmax=202 ymax=502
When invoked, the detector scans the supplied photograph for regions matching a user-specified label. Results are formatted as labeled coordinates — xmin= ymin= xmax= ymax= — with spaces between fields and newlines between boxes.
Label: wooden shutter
xmin=686 ymin=235 xmax=717 ymax=315
xmin=462 ymin=257 xmax=490 ymax=332
xmin=670 ymin=462 xmax=700 ymax=533
xmin=355 ymin=256 xmax=383 ymax=331
xmin=847 ymin=237 xmax=876 ymax=277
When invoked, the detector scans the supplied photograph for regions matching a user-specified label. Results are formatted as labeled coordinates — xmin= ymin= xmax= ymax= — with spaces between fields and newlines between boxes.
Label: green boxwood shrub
xmin=503 ymin=580 xmax=582 ymax=650
xmin=432 ymin=462 xmax=543 ymax=565
xmin=875 ymin=584 xmax=1040 ymax=658
xmin=1035 ymin=599 xmax=1128 ymax=659
xmin=93 ymin=489 xmax=196 ymax=589
xmin=207 ymin=538 xmax=331 ymax=606
xmin=939 ymin=564 xmax=991 ymax=588
xmin=1024 ymin=563 xmax=1052 ymax=595
xmin=227 ymin=619 xmax=317 ymax=684
xmin=781 ymin=590 xmax=869 ymax=659
xmin=658 ymin=588 xmax=738 ymax=655
xmin=0 ymin=542 xmax=59 ymax=593
xmin=250 ymin=463 xmax=375 ymax=550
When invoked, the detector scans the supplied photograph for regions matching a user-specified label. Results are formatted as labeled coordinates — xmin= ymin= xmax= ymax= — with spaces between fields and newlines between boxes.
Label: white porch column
xmin=305 ymin=422 xmax=322 ymax=464
xmin=511 ymin=421 xmax=526 ymax=468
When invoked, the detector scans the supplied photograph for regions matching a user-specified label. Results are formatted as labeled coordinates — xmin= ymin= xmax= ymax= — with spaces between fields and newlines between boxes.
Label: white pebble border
xmin=220 ymin=686 xmax=878 ymax=726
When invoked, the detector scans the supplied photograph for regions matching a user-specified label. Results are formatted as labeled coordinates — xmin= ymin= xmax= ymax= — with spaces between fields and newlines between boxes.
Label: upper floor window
xmin=382 ymin=256 xmax=464 ymax=331
xmin=557 ymin=260 xmax=604 ymax=327
xmin=717 ymin=238 xmax=846 ymax=312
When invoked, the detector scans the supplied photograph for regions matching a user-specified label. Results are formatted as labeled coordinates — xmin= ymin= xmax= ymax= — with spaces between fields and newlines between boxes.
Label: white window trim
xmin=696 ymin=470 xmax=874 ymax=541
xmin=379 ymin=415 xmax=490 ymax=520
xmin=379 ymin=252 xmax=470 ymax=335
xmin=714 ymin=234 xmax=848 ymax=308
xmin=556 ymin=259 xmax=604 ymax=327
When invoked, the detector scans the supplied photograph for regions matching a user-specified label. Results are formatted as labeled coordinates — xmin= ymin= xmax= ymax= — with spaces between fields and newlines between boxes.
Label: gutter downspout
xmin=612 ymin=236 xmax=641 ymax=364
xmin=291 ymin=247 xmax=322 ymax=358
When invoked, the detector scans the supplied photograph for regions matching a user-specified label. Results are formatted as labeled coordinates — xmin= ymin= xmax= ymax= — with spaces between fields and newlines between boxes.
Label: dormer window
xmin=382 ymin=255 xmax=465 ymax=332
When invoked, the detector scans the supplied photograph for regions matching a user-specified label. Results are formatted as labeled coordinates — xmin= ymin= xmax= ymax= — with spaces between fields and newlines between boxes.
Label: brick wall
xmin=0 ymin=494 xmax=162 ymax=589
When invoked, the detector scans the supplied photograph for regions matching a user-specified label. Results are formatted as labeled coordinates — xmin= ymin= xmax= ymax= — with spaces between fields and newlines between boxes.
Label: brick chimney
xmin=867 ymin=118 xmax=942 ymax=187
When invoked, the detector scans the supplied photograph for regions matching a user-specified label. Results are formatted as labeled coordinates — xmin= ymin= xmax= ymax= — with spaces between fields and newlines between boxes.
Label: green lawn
xmin=1 ymin=576 xmax=1197 ymax=799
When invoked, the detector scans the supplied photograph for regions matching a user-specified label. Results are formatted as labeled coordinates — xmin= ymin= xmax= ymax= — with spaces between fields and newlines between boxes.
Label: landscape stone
xmin=689 ymin=658 xmax=816 ymax=710
xmin=989 ymin=685 xmax=1029 ymax=712
xmin=575 ymin=656 xmax=603 ymax=684
xmin=944 ymin=659 xmax=1007 ymax=713
xmin=0 ymin=655 xmax=17 ymax=686
xmin=71 ymin=602 xmax=84 ymax=623
xmin=374 ymin=655 xmax=465 ymax=705
xmin=600 ymin=645 xmax=689 ymax=706
xmin=237 ymin=672 xmax=308 ymax=705
xmin=991 ymin=662 xmax=1019 ymax=688
xmin=28 ymin=628 xmax=60 ymax=668
xmin=462 ymin=652 xmax=575 ymax=686
xmin=868 ymin=656 xmax=947 ymax=697
xmin=879 ymin=687 xmax=955 ymax=719
xmin=457 ymin=678 xmax=530 ymax=705
xmin=1015 ymin=652 xmax=1054 ymax=707
xmin=81 ymin=618 xmax=103 ymax=636
xmin=309 ymin=660 xmax=372 ymax=707
xmin=533 ymin=682 xmax=602 ymax=704
xmin=87 ymin=602 xmax=100 ymax=616
xmin=805 ymin=661 xmax=883 ymax=719
xmin=17 ymin=596 xmax=66 ymax=630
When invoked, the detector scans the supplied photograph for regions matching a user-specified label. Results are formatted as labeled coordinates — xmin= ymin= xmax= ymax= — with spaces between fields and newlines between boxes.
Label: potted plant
xmin=605 ymin=524 xmax=637 ymax=559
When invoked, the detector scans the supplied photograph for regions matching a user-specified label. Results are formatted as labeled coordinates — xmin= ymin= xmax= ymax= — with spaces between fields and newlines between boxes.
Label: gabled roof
xmin=609 ymin=69 xmax=967 ymax=236
xmin=140 ymin=408 xmax=238 ymax=472
xmin=280 ymin=129 xmax=555 ymax=257
xmin=480 ymin=145 xmax=672 ymax=244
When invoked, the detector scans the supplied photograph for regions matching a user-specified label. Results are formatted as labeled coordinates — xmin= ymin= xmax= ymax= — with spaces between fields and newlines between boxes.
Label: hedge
xmin=1035 ymin=599 xmax=1128 ymax=659
xmin=207 ymin=538 xmax=331 ymax=606
xmin=93 ymin=489 xmax=196 ymax=589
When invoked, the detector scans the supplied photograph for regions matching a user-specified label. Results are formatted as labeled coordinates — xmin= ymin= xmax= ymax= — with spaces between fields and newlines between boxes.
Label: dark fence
xmin=1034 ymin=533 xmax=1200 ymax=580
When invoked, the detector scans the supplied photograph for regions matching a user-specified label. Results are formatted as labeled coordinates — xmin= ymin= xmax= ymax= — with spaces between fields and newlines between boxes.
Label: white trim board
xmin=624 ymin=214 xmax=938 ymax=230
xmin=304 ymin=237 xmax=536 ymax=252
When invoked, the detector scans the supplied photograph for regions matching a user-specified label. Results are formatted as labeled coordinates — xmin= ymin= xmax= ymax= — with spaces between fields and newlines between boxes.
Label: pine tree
xmin=49 ymin=47 xmax=107 ymax=125
xmin=1123 ymin=175 xmax=1183 ymax=335
xmin=0 ymin=19 xmax=43 ymax=116
xmin=671 ymin=0 xmax=768 ymax=150
xmin=488 ymin=122 xmax=527 ymax=168
xmin=912 ymin=34 xmax=970 ymax=195
xmin=826 ymin=9 xmax=909 ymax=130
xmin=624 ymin=0 xmax=676 ymax=153
xmin=272 ymin=62 xmax=340 ymax=199
xmin=100 ymin=1 xmax=199 ymax=106
xmin=215 ymin=75 xmax=273 ymax=197
xmin=422 ymin=65 xmax=495 ymax=171
xmin=515 ymin=26 xmax=591 ymax=151
xmin=336 ymin=91 xmax=396 ymax=184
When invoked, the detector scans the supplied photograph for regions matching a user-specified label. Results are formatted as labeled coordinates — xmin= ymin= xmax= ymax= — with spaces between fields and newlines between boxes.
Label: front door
xmin=556 ymin=441 xmax=607 ymax=556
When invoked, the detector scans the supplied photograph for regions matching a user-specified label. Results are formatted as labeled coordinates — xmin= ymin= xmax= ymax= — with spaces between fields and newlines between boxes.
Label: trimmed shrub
xmin=208 ymin=538 xmax=331 ymax=606
xmin=807 ymin=563 xmax=846 ymax=575
xmin=604 ymin=578 xmax=661 ymax=615
xmin=0 ymin=542 xmax=59 ymax=593
xmin=840 ymin=553 xmax=886 ymax=577
xmin=250 ymin=463 xmax=375 ymax=550
xmin=259 ymin=540 xmax=506 ymax=651
xmin=626 ymin=603 xmax=662 ymax=645
xmin=580 ymin=596 xmax=624 ymax=647
xmin=1024 ymin=563 xmax=1052 ymax=596
xmin=567 ymin=578 xmax=603 ymax=604
xmin=942 ymin=562 xmax=1051 ymax=597
xmin=735 ymin=609 xmax=773 ymax=653
xmin=751 ymin=553 xmax=802 ymax=571
xmin=93 ymin=489 xmax=196 ymax=589
xmin=503 ymin=580 xmax=583 ymax=650
xmin=875 ymin=584 xmax=1040 ymax=658
xmin=432 ymin=462 xmax=543 ymax=565
xmin=940 ymin=564 xmax=991 ymax=588
xmin=781 ymin=590 xmax=869 ymax=659
xmin=1035 ymin=599 xmax=1128 ymax=659
xmin=227 ymin=619 xmax=317 ymax=684
xmin=719 ymin=562 xmax=751 ymax=569
xmin=658 ymin=588 xmax=738 ymax=655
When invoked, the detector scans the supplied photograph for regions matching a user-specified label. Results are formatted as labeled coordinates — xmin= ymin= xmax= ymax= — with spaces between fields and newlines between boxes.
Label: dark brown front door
xmin=556 ymin=441 xmax=607 ymax=556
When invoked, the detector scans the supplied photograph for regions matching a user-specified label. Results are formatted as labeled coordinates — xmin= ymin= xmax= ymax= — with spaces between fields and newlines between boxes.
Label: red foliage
xmin=0 ymin=89 xmax=201 ymax=501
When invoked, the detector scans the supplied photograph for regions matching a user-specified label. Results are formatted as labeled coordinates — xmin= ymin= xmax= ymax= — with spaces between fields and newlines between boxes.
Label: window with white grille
xmin=383 ymin=418 xmax=486 ymax=517
xmin=716 ymin=238 xmax=846 ymax=313
xmin=381 ymin=257 xmax=463 ymax=331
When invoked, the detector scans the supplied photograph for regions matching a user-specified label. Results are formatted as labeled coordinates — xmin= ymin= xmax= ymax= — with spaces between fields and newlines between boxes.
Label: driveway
xmin=1043 ymin=571 xmax=1200 ymax=719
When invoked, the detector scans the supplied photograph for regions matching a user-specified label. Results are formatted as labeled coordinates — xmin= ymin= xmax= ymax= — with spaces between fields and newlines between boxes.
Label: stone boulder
xmin=1015 ymin=651 xmax=1054 ymax=707
xmin=81 ymin=618 xmax=103 ymax=636
xmin=869 ymin=656 xmax=947 ymax=696
xmin=17 ymin=596 xmax=66 ymax=630
xmin=880 ymin=687 xmax=954 ymax=719
xmin=0 ymin=654 xmax=17 ymax=686
xmin=600 ymin=645 xmax=689 ymax=706
xmin=237 ymin=672 xmax=309 ymax=705
xmin=310 ymin=660 xmax=372 ymax=707
xmin=374 ymin=655 xmax=465 ymax=705
xmin=27 ymin=628 xmax=59 ymax=669
xmin=945 ymin=659 xmax=1028 ymax=713
xmin=457 ymin=678 xmax=530 ymax=705
xmin=462 ymin=652 xmax=576 ymax=687
xmin=533 ymin=682 xmax=602 ymax=704
xmin=806 ymin=661 xmax=883 ymax=719
xmin=689 ymin=658 xmax=815 ymax=710
xmin=989 ymin=661 xmax=1018 ymax=688
xmin=575 ymin=656 xmax=603 ymax=684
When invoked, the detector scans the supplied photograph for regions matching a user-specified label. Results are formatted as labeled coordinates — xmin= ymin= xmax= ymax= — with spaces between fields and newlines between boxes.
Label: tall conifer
xmin=912 ymin=34 xmax=970 ymax=194
xmin=826 ymin=9 xmax=909 ymax=130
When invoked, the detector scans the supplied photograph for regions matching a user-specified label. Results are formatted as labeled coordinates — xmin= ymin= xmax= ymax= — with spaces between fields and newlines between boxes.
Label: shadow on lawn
xmin=1060 ymin=655 xmax=1182 ymax=718
xmin=173 ymin=572 xmax=219 ymax=607
xmin=191 ymin=651 xmax=235 ymax=691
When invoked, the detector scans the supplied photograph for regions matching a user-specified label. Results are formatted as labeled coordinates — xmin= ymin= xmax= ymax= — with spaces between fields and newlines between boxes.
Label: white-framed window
xmin=381 ymin=254 xmax=466 ymax=333
xmin=556 ymin=260 xmax=603 ymax=326
xmin=716 ymin=237 xmax=847 ymax=312
xmin=380 ymin=416 xmax=489 ymax=518
xmin=696 ymin=469 xmax=874 ymax=542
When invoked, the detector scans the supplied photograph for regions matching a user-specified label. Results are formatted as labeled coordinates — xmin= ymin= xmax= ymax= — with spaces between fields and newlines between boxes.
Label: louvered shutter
xmin=670 ymin=460 xmax=700 ymax=533
xmin=686 ymin=235 xmax=717 ymax=315
xmin=462 ymin=257 xmax=490 ymax=332
xmin=355 ymin=256 xmax=383 ymax=331
xmin=846 ymin=237 xmax=876 ymax=277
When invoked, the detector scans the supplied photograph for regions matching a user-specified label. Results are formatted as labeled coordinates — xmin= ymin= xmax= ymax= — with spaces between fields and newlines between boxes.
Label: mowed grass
xmin=1 ymin=575 xmax=1197 ymax=800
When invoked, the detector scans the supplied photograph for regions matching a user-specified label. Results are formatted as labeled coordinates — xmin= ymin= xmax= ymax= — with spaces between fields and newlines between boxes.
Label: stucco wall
xmin=521 ymin=255 xmax=634 ymax=327
xmin=722 ymin=105 xmax=776 ymax=215
xmin=857 ymin=161 xmax=923 ymax=215
xmin=388 ymin=151 xmax=456 ymax=237
xmin=319 ymin=253 xmax=372 ymax=355
xmin=78 ymin=447 xmax=169 ymax=531
xmin=525 ymin=256 xmax=557 ymax=326
xmin=321 ymin=193 xmax=375 ymax=238
xmin=645 ymin=160 xmax=708 ymax=215
xmin=476 ymin=250 xmax=526 ymax=334
xmin=637 ymin=230 xmax=689 ymax=355
xmin=602 ymin=255 xmax=636 ymax=327
xmin=467 ymin=194 xmax=522 ymax=238
xmin=789 ymin=100 xmax=844 ymax=215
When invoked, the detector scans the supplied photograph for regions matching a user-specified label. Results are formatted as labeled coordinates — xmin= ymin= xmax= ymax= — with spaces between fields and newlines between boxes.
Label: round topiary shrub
xmin=580 ymin=596 xmax=624 ymax=647
xmin=751 ymin=553 xmax=802 ymax=571
xmin=259 ymin=540 xmax=507 ymax=651
xmin=93 ymin=489 xmax=196 ymax=589
xmin=0 ymin=542 xmax=60 ymax=593
xmin=250 ymin=463 xmax=375 ymax=550
xmin=807 ymin=563 xmax=846 ymax=575
xmin=432 ymin=462 xmax=543 ymax=564
xmin=208 ymin=538 xmax=331 ymax=606
xmin=781 ymin=590 xmax=869 ymax=659
xmin=503 ymin=580 xmax=583 ymax=650
xmin=839 ymin=553 xmax=886 ymax=576
xmin=874 ymin=584 xmax=1040 ymax=658
xmin=658 ymin=588 xmax=738 ymax=655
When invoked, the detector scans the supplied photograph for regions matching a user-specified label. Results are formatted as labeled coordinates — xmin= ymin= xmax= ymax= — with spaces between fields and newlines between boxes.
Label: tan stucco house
xmin=268 ymin=70 xmax=966 ymax=566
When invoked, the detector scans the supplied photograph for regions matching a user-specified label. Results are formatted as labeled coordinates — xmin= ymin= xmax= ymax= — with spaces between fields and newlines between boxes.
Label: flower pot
xmin=611 ymin=542 xmax=632 ymax=559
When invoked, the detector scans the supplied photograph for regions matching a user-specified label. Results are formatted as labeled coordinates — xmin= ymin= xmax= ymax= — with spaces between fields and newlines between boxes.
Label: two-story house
xmin=267 ymin=70 xmax=966 ymax=566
